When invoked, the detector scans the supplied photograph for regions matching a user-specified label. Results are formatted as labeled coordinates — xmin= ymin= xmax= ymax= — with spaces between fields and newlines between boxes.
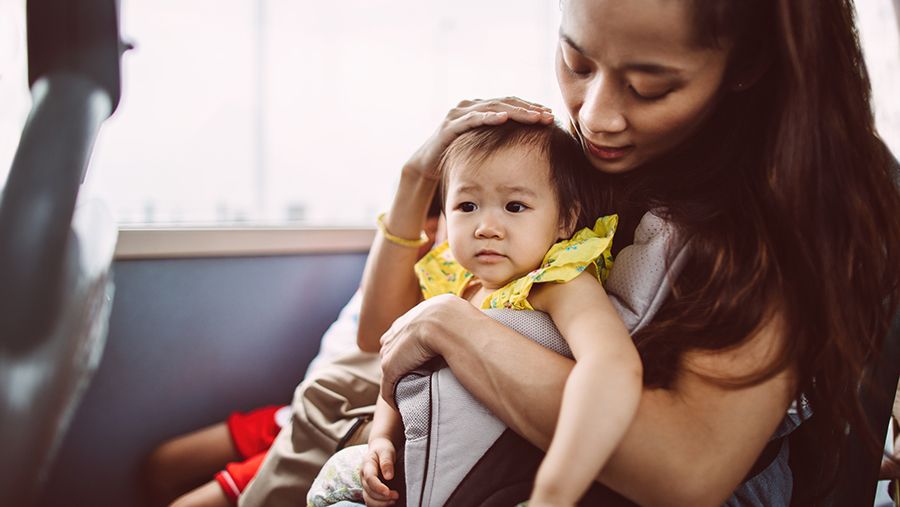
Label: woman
xmin=361 ymin=0 xmax=900 ymax=505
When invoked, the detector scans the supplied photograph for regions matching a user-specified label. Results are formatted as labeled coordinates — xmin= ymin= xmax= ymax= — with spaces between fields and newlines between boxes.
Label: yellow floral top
xmin=414 ymin=215 xmax=617 ymax=310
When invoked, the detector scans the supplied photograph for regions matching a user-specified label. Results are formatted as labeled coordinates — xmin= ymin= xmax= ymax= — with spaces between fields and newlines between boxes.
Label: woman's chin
xmin=582 ymin=144 xmax=644 ymax=174
xmin=586 ymin=155 xmax=641 ymax=174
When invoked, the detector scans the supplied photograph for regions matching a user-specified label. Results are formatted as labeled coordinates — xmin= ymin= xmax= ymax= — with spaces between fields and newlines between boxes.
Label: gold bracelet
xmin=376 ymin=212 xmax=429 ymax=248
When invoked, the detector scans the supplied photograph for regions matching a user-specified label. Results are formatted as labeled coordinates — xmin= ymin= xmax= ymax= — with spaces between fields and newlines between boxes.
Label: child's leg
xmin=144 ymin=423 xmax=239 ymax=505
xmin=240 ymin=352 xmax=381 ymax=507
xmin=145 ymin=405 xmax=287 ymax=504
xmin=168 ymin=451 xmax=268 ymax=507
xmin=169 ymin=481 xmax=231 ymax=507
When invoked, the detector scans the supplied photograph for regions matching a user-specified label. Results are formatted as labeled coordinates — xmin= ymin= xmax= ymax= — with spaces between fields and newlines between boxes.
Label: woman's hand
xmin=359 ymin=98 xmax=551 ymax=350
xmin=403 ymin=97 xmax=554 ymax=180
xmin=361 ymin=437 xmax=400 ymax=506
xmin=379 ymin=294 xmax=476 ymax=406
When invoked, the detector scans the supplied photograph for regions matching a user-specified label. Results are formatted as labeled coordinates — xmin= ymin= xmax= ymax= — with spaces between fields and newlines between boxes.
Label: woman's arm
xmin=529 ymin=274 xmax=643 ymax=505
xmin=379 ymin=296 xmax=794 ymax=507
xmin=356 ymin=98 xmax=554 ymax=352
xmin=357 ymin=172 xmax=436 ymax=352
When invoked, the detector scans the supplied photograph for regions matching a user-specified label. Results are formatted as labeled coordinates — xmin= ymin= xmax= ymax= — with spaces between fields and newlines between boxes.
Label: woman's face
xmin=557 ymin=0 xmax=731 ymax=174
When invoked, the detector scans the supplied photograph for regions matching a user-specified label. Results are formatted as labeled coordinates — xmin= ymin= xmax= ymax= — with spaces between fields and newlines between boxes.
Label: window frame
xmin=114 ymin=226 xmax=375 ymax=259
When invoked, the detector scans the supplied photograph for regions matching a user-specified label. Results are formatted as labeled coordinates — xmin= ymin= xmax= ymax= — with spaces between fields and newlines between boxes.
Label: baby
xmin=314 ymin=122 xmax=642 ymax=507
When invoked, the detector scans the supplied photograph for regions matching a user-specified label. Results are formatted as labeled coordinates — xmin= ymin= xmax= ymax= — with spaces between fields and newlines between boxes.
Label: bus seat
xmin=0 ymin=200 xmax=117 ymax=505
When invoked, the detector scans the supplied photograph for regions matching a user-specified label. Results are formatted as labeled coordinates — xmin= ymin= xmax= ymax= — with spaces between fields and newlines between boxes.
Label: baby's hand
xmin=361 ymin=437 xmax=400 ymax=506
xmin=527 ymin=496 xmax=576 ymax=507
xmin=529 ymin=482 xmax=577 ymax=507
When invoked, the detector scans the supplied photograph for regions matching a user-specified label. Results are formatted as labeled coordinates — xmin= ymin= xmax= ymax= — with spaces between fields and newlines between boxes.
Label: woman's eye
xmin=628 ymin=85 xmax=672 ymax=101
xmin=505 ymin=202 xmax=528 ymax=213
xmin=458 ymin=202 xmax=477 ymax=212
xmin=564 ymin=60 xmax=591 ymax=77
xmin=561 ymin=52 xmax=591 ymax=77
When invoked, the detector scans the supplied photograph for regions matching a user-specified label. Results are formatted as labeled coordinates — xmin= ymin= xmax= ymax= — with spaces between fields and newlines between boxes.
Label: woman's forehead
xmin=559 ymin=0 xmax=718 ymax=69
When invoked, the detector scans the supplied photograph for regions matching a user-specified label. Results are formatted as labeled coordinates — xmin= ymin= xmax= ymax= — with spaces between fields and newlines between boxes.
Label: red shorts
xmin=214 ymin=405 xmax=289 ymax=503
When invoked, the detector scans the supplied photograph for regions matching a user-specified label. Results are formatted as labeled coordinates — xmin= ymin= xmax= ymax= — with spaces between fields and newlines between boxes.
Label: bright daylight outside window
xmin=1 ymin=0 xmax=899 ymax=227
xmin=4 ymin=0 xmax=562 ymax=227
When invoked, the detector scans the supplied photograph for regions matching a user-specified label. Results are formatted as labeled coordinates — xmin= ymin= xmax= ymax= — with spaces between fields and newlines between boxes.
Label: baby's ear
xmin=558 ymin=209 xmax=579 ymax=239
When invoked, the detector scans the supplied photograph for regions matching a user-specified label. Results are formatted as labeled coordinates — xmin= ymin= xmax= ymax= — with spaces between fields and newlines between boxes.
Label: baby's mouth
xmin=475 ymin=249 xmax=506 ymax=261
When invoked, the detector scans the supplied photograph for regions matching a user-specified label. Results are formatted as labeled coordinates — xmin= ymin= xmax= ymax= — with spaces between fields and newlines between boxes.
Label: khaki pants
xmin=239 ymin=349 xmax=381 ymax=507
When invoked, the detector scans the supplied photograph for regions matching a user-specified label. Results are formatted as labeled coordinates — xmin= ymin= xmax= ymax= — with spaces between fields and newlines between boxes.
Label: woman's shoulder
xmin=605 ymin=209 xmax=689 ymax=334
xmin=631 ymin=209 xmax=680 ymax=245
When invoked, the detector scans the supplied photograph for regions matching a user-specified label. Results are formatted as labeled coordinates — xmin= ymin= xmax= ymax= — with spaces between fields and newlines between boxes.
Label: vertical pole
xmin=254 ymin=0 xmax=267 ymax=222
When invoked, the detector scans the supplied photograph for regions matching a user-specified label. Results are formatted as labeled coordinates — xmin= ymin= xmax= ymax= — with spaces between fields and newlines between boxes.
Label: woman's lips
xmin=586 ymin=141 xmax=634 ymax=161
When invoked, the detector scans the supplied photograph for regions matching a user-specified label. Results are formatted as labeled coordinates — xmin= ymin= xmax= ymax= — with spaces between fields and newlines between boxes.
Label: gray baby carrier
xmin=395 ymin=213 xmax=678 ymax=506
xmin=393 ymin=212 xmax=798 ymax=506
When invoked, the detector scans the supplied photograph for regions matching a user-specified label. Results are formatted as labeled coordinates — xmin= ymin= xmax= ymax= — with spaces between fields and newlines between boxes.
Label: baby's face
xmin=444 ymin=145 xmax=569 ymax=291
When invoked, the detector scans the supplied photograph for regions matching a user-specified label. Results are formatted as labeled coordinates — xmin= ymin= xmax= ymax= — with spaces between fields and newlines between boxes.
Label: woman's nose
xmin=580 ymin=76 xmax=628 ymax=135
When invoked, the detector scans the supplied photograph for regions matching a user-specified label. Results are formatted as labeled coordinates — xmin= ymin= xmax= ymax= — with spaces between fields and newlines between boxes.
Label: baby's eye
xmin=458 ymin=202 xmax=477 ymax=212
xmin=505 ymin=202 xmax=528 ymax=213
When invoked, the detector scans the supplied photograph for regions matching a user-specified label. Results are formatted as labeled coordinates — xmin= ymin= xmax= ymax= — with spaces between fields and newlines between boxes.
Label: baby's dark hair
xmin=426 ymin=188 xmax=442 ymax=219
xmin=438 ymin=121 xmax=588 ymax=230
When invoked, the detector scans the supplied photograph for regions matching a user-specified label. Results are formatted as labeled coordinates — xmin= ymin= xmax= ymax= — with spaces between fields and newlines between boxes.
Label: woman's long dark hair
xmin=582 ymin=0 xmax=900 ymax=496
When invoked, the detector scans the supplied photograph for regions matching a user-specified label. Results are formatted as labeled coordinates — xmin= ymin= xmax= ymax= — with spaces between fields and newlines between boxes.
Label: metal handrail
xmin=0 ymin=0 xmax=125 ymax=504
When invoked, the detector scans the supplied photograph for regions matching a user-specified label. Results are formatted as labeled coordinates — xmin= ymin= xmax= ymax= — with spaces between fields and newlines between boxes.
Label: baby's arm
xmin=529 ymin=272 xmax=643 ymax=506
xmin=361 ymin=395 xmax=405 ymax=506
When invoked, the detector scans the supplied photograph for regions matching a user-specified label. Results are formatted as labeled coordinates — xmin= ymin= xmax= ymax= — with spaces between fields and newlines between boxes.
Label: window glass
xmin=2 ymin=1 xmax=899 ymax=226
xmin=857 ymin=0 xmax=900 ymax=159
xmin=84 ymin=0 xmax=563 ymax=226
xmin=0 ymin=0 xmax=30 ymax=186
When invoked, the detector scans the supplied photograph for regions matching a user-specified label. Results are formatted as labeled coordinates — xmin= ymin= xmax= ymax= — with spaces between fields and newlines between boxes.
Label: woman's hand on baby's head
xmin=361 ymin=437 xmax=399 ymax=506
xmin=403 ymin=97 xmax=555 ymax=181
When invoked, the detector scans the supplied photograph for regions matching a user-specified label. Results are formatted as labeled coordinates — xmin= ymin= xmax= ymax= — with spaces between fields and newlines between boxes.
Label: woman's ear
xmin=729 ymin=45 xmax=772 ymax=92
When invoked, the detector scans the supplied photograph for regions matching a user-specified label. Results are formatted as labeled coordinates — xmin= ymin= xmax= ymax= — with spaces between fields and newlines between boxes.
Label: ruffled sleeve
xmin=482 ymin=215 xmax=618 ymax=310
xmin=414 ymin=241 xmax=474 ymax=300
